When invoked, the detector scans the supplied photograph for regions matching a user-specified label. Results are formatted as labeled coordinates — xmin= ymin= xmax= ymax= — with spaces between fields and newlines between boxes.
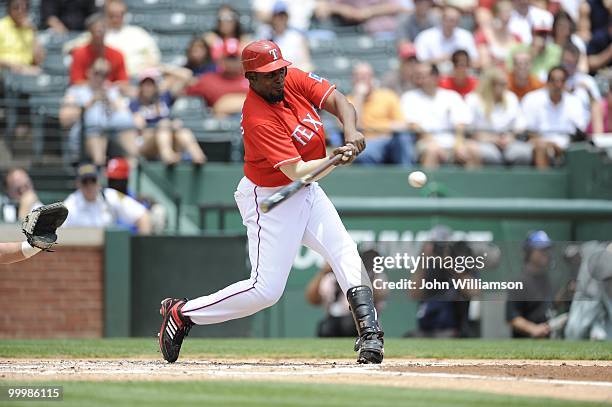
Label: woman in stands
xmin=59 ymin=58 xmax=138 ymax=166
xmin=203 ymin=4 xmax=250 ymax=63
xmin=465 ymin=67 xmax=532 ymax=166
xmin=129 ymin=66 xmax=206 ymax=165
xmin=551 ymin=10 xmax=588 ymax=73
xmin=184 ymin=36 xmax=217 ymax=80
xmin=474 ymin=0 xmax=521 ymax=69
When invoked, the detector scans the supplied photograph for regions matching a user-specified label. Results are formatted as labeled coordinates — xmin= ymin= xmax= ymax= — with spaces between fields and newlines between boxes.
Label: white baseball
xmin=408 ymin=171 xmax=427 ymax=188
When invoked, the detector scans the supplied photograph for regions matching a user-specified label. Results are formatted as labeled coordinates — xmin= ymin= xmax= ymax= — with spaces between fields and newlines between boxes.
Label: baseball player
xmin=159 ymin=40 xmax=384 ymax=364
xmin=0 ymin=203 xmax=68 ymax=264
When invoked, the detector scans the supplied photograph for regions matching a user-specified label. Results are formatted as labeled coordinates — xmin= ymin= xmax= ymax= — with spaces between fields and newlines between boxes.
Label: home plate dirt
xmin=1 ymin=359 xmax=611 ymax=402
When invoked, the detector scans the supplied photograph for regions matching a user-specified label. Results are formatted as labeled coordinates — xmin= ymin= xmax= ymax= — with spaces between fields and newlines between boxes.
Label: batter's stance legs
xmin=347 ymin=285 xmax=384 ymax=364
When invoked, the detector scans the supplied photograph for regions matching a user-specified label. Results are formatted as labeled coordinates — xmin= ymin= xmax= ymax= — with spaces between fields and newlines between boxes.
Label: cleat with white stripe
xmin=158 ymin=298 xmax=193 ymax=363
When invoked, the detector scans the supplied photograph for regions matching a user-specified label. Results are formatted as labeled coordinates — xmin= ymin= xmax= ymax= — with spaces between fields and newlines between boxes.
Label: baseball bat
xmin=260 ymin=154 xmax=344 ymax=213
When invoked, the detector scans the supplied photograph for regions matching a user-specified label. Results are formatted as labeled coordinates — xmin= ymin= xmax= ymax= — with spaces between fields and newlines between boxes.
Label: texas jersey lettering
xmin=241 ymin=68 xmax=336 ymax=187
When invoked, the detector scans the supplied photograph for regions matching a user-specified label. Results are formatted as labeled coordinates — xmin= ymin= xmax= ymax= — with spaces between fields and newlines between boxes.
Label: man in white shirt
xmin=255 ymin=2 xmax=313 ymax=71
xmin=561 ymin=43 xmax=603 ymax=134
xmin=414 ymin=6 xmax=478 ymax=71
xmin=400 ymin=62 xmax=476 ymax=168
xmin=508 ymin=0 xmax=553 ymax=44
xmin=103 ymin=0 xmax=161 ymax=77
xmin=521 ymin=66 xmax=587 ymax=168
xmin=252 ymin=0 xmax=316 ymax=32
xmin=63 ymin=164 xmax=151 ymax=234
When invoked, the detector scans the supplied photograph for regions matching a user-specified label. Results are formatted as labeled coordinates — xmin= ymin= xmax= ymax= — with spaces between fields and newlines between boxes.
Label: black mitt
xmin=21 ymin=202 xmax=69 ymax=251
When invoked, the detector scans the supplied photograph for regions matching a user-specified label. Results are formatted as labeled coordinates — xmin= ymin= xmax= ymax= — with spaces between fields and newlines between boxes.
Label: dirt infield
xmin=1 ymin=358 xmax=611 ymax=403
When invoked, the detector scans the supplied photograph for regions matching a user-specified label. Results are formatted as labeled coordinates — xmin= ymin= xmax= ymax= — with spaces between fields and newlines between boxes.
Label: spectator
xmin=509 ymin=26 xmax=562 ymax=82
xmin=69 ymin=13 xmax=128 ymax=87
xmin=551 ymin=10 xmax=588 ymax=73
xmin=0 ymin=0 xmax=44 ymax=74
xmin=130 ymin=67 xmax=207 ymax=165
xmin=40 ymin=0 xmax=97 ymax=33
xmin=475 ymin=0 xmax=521 ymax=69
xmin=505 ymin=230 xmax=557 ymax=338
xmin=305 ymin=249 xmax=387 ymax=337
xmin=587 ymin=81 xmax=611 ymax=134
xmin=396 ymin=0 xmax=439 ymax=45
xmin=184 ymin=37 xmax=216 ymax=79
xmin=313 ymin=0 xmax=405 ymax=37
xmin=185 ymin=39 xmax=249 ymax=118
xmin=401 ymin=62 xmax=476 ymax=168
xmin=585 ymin=14 xmax=611 ymax=74
xmin=252 ymin=0 xmax=316 ymax=32
xmin=103 ymin=0 xmax=161 ymax=78
xmin=562 ymin=43 xmax=603 ymax=134
xmin=564 ymin=241 xmax=612 ymax=340
xmin=382 ymin=43 xmax=419 ymax=95
xmin=60 ymin=58 xmax=138 ymax=166
xmin=203 ymin=5 xmax=251 ymax=63
xmin=106 ymin=158 xmax=166 ymax=234
xmin=465 ymin=68 xmax=531 ymax=165
xmin=255 ymin=1 xmax=313 ymax=71
xmin=521 ymin=66 xmax=587 ymax=168
xmin=63 ymin=163 xmax=151 ymax=234
xmin=408 ymin=226 xmax=479 ymax=338
xmin=507 ymin=50 xmax=544 ymax=100
xmin=508 ymin=0 xmax=553 ymax=44
xmin=414 ymin=5 xmax=478 ymax=71
xmin=348 ymin=62 xmax=413 ymax=166
xmin=1 ymin=168 xmax=42 ymax=222
xmin=439 ymin=49 xmax=479 ymax=97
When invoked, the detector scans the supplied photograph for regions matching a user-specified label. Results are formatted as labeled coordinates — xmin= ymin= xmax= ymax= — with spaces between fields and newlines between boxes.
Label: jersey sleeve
xmin=251 ymin=123 xmax=301 ymax=169
xmin=289 ymin=68 xmax=336 ymax=110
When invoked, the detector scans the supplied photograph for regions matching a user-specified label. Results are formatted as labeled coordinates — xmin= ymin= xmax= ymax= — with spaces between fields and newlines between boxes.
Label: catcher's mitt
xmin=21 ymin=202 xmax=69 ymax=251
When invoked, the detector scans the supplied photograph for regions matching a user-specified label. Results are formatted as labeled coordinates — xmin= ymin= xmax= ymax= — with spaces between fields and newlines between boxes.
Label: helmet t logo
xmin=269 ymin=49 xmax=279 ymax=60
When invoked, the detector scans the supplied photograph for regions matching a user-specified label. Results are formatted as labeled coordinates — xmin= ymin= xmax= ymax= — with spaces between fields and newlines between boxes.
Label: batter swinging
xmin=159 ymin=40 xmax=384 ymax=364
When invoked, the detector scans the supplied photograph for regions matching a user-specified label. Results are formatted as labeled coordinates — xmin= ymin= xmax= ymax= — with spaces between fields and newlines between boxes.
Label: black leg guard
xmin=347 ymin=285 xmax=384 ymax=364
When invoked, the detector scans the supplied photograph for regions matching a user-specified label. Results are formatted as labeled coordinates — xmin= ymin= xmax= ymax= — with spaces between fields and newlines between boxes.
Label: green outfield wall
xmin=104 ymin=143 xmax=612 ymax=338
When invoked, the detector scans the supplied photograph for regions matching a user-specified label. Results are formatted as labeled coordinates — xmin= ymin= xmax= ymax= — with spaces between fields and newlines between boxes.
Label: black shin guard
xmin=347 ymin=285 xmax=384 ymax=364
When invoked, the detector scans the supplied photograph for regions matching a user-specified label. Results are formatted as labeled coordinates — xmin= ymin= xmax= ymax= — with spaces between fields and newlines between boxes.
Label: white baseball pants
xmin=182 ymin=176 xmax=367 ymax=325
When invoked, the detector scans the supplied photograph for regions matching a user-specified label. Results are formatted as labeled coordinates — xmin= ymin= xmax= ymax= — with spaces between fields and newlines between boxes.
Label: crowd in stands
xmin=0 ymin=0 xmax=610 ymax=170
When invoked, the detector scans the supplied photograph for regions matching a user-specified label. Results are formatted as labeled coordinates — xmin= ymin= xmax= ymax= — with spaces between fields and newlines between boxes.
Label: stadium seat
xmin=153 ymin=34 xmax=193 ymax=54
xmin=171 ymin=96 xmax=209 ymax=121
xmin=129 ymin=12 xmax=216 ymax=34
xmin=42 ymin=52 xmax=71 ymax=76
xmin=124 ymin=0 xmax=174 ymax=12
xmin=6 ymin=73 xmax=68 ymax=95
xmin=29 ymin=94 xmax=63 ymax=159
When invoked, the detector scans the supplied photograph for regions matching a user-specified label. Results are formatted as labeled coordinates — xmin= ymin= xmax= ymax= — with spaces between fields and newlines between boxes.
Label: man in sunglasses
xmin=63 ymin=163 xmax=151 ymax=235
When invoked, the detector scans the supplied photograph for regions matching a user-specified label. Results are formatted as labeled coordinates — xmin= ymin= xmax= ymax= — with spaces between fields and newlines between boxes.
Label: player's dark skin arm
xmin=323 ymin=90 xmax=366 ymax=153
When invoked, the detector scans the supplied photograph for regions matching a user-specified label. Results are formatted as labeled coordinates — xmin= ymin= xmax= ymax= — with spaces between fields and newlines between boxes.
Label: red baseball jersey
xmin=241 ymin=68 xmax=336 ymax=187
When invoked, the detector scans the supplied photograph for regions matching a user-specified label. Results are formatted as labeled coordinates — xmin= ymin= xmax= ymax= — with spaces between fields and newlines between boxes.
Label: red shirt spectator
xmin=70 ymin=43 xmax=127 ymax=84
xmin=68 ymin=12 xmax=128 ymax=85
xmin=185 ymin=38 xmax=249 ymax=115
xmin=438 ymin=49 xmax=478 ymax=97
xmin=439 ymin=75 xmax=478 ymax=97
xmin=185 ymin=70 xmax=249 ymax=107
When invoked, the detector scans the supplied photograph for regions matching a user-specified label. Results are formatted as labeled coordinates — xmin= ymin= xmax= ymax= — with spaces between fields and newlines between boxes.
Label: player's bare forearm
xmin=323 ymin=90 xmax=366 ymax=152
xmin=0 ymin=242 xmax=27 ymax=265
xmin=279 ymin=157 xmax=336 ymax=182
